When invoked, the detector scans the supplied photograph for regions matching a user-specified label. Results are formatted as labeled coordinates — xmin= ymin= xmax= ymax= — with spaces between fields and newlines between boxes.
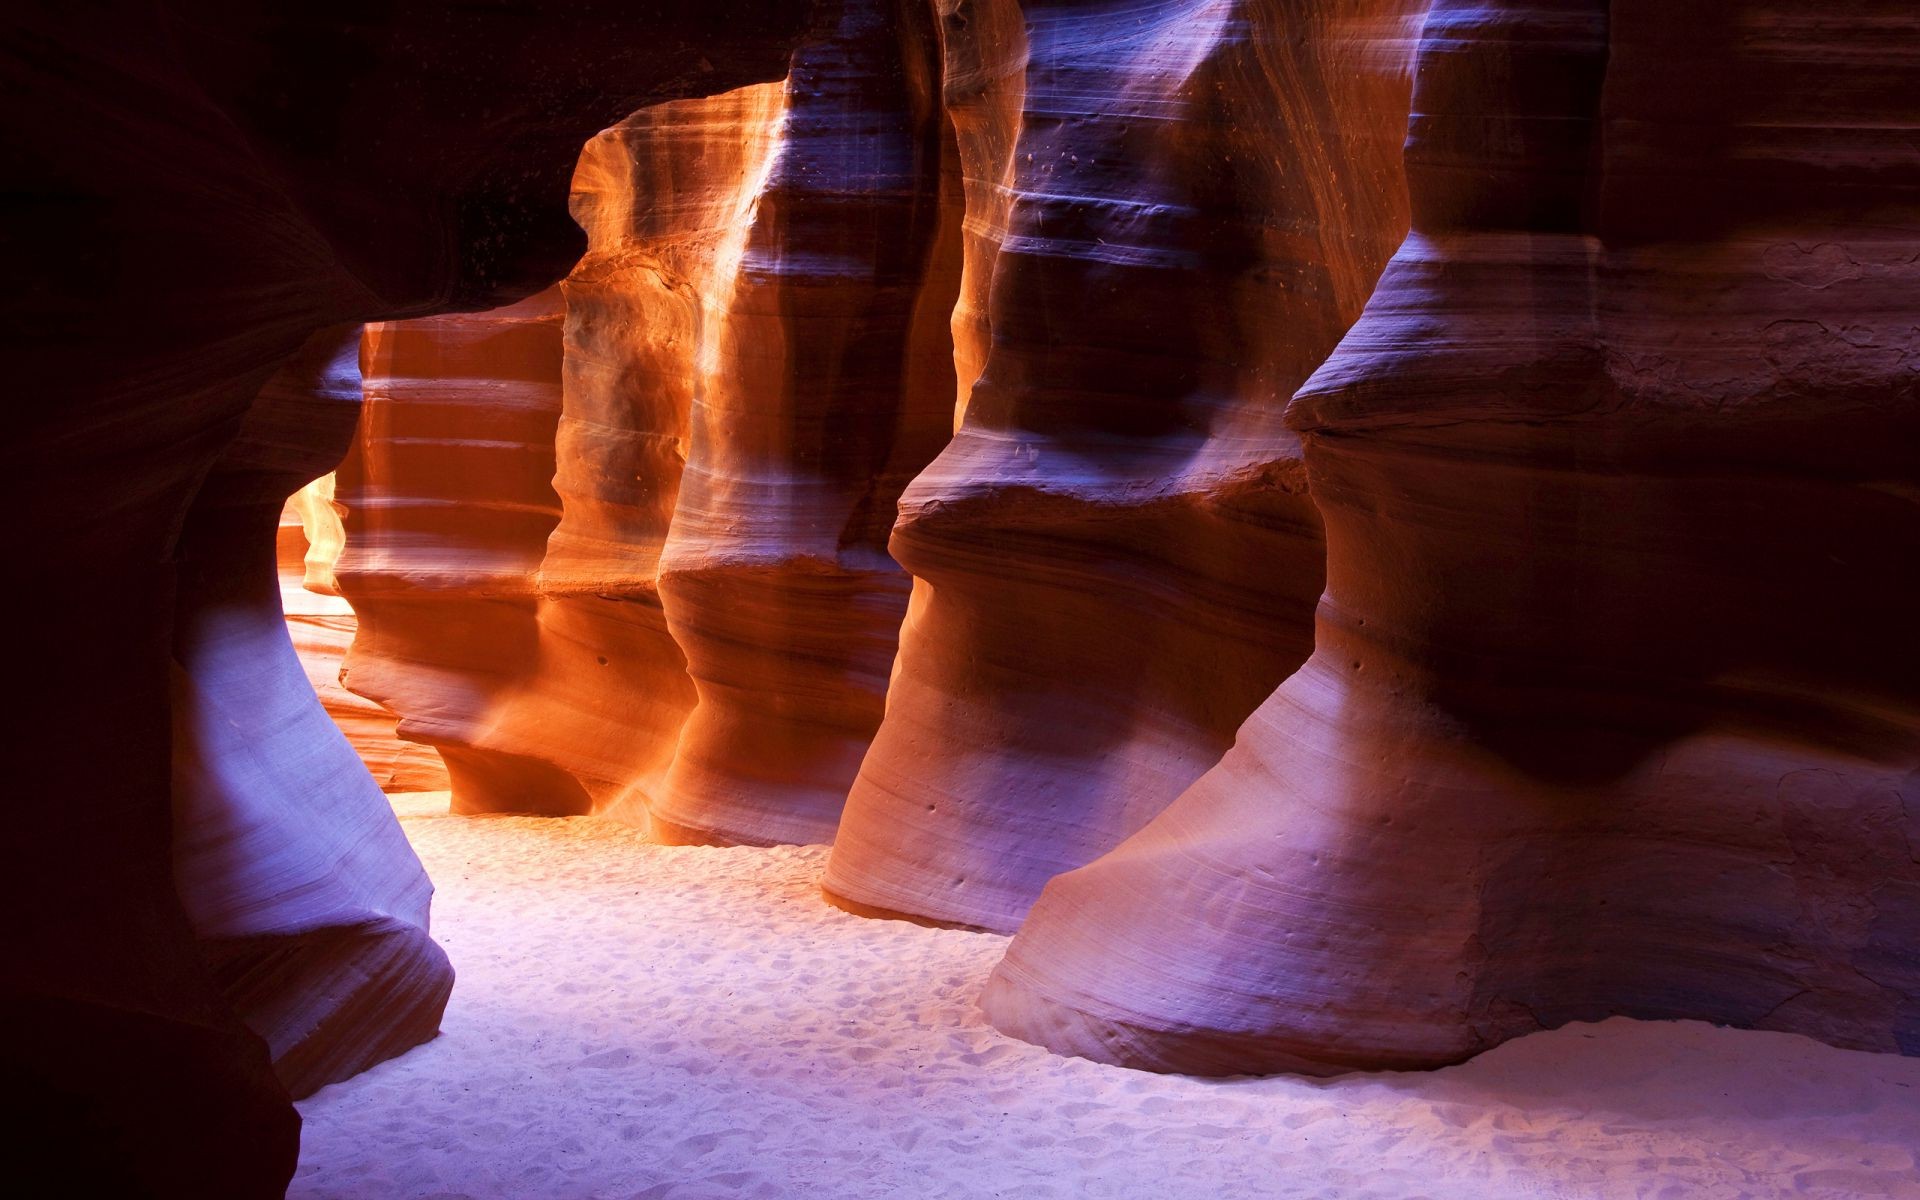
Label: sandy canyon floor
xmin=293 ymin=795 xmax=1920 ymax=1199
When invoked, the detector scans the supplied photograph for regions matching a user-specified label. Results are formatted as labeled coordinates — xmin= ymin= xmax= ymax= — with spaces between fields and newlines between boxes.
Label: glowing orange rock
xmin=823 ymin=0 xmax=1425 ymax=931
xmin=279 ymin=477 xmax=449 ymax=792
xmin=650 ymin=0 xmax=962 ymax=845
xmin=337 ymin=289 xmax=593 ymax=814
xmin=332 ymin=101 xmax=782 ymax=820
xmin=337 ymin=0 xmax=961 ymax=843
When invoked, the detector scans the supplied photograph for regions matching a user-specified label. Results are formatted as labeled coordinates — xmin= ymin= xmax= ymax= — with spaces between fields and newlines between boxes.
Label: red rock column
xmin=536 ymin=86 xmax=787 ymax=827
xmin=986 ymin=0 xmax=1920 ymax=1074
xmin=335 ymin=290 xmax=585 ymax=815
xmin=823 ymin=0 xmax=1423 ymax=930
xmin=649 ymin=0 xmax=964 ymax=846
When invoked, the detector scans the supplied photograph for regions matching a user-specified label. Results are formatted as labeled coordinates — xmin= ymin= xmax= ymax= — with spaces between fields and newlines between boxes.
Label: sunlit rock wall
xmin=280 ymin=477 xmax=449 ymax=792
xmin=985 ymin=0 xmax=1920 ymax=1074
xmin=823 ymin=0 xmax=1427 ymax=931
xmin=337 ymin=290 xmax=589 ymax=814
xmin=336 ymin=0 xmax=961 ymax=842
xmin=651 ymin=0 xmax=962 ymax=846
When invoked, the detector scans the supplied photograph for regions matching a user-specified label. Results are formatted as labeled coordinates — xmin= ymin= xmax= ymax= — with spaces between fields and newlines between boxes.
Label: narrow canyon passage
xmin=10 ymin=1 xmax=1918 ymax=1195
xmin=292 ymin=795 xmax=1920 ymax=1200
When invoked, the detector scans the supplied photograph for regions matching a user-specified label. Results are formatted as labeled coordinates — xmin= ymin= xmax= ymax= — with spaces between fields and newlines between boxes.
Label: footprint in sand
xmin=574 ymin=1048 xmax=639 ymax=1069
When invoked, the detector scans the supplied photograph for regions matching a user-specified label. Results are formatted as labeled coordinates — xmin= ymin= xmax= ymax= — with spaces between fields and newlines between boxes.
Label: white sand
xmin=293 ymin=796 xmax=1920 ymax=1199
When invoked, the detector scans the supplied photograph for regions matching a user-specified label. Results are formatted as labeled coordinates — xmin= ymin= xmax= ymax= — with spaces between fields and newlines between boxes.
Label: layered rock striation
xmin=338 ymin=289 xmax=589 ymax=815
xmin=338 ymin=0 xmax=962 ymax=844
xmin=823 ymin=0 xmax=1427 ymax=931
xmin=280 ymin=477 xmax=449 ymax=792
xmin=985 ymin=0 xmax=1920 ymax=1073
xmin=3 ymin=3 xmax=808 ymax=1192
xmin=650 ymin=0 xmax=962 ymax=846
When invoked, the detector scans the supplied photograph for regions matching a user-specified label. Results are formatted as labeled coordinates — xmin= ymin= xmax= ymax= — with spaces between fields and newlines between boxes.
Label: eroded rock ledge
xmin=983 ymin=0 xmax=1920 ymax=1074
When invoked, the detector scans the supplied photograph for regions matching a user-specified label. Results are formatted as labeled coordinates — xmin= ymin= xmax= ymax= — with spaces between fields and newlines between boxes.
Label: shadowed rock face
xmin=1 ymin=2 xmax=807 ymax=1193
xmin=985 ymin=0 xmax=1920 ymax=1075
xmin=334 ymin=0 xmax=963 ymax=845
xmin=173 ymin=327 xmax=453 ymax=1101
xmin=821 ymin=0 xmax=1427 ymax=932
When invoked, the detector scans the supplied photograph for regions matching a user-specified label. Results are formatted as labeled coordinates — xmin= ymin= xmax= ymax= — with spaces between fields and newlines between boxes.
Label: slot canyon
xmin=4 ymin=1 xmax=1917 ymax=1197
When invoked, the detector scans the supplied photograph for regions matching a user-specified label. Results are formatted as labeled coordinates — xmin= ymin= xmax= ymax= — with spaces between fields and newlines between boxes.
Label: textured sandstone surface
xmin=339 ymin=0 xmax=962 ymax=845
xmin=651 ymin=0 xmax=962 ymax=846
xmin=2 ymin=3 xmax=807 ymax=1192
xmin=822 ymin=0 xmax=1427 ymax=932
xmin=985 ymin=0 xmax=1920 ymax=1074
xmin=338 ymin=289 xmax=590 ymax=815
xmin=173 ymin=327 xmax=453 ymax=1100
xmin=280 ymin=478 xmax=449 ymax=792
xmin=12 ymin=13 xmax=1919 ymax=1200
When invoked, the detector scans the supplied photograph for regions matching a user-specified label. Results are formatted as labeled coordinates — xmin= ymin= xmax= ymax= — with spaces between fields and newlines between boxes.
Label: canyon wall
xmin=311 ymin=0 xmax=1919 ymax=1083
xmin=2 ymin=3 xmax=809 ymax=1193
xmin=649 ymin=0 xmax=961 ymax=846
xmin=14 ymin=12 xmax=1914 ymax=1198
xmin=280 ymin=478 xmax=449 ymax=792
xmin=339 ymin=289 xmax=593 ymax=815
xmin=172 ymin=327 xmax=453 ymax=1099
xmin=984 ymin=0 xmax=1920 ymax=1074
xmin=822 ymin=0 xmax=1427 ymax=931
xmin=335 ymin=0 xmax=962 ymax=844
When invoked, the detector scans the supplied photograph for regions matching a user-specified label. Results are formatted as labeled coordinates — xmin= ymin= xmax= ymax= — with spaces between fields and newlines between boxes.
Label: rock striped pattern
xmin=337 ymin=0 xmax=960 ymax=845
xmin=280 ymin=477 xmax=450 ymax=792
xmin=985 ymin=0 xmax=1920 ymax=1074
xmin=172 ymin=326 xmax=453 ymax=1099
xmin=823 ymin=0 xmax=1426 ymax=931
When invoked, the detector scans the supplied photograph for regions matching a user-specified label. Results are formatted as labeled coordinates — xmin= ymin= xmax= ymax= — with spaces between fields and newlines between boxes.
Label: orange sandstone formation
xmin=823 ymin=0 xmax=1426 ymax=931
xmin=339 ymin=0 xmax=962 ymax=842
xmin=337 ymin=290 xmax=589 ymax=815
xmin=4 ymin=3 xmax=808 ymax=1191
xmin=335 ymin=91 xmax=800 ymax=822
xmin=986 ymin=0 xmax=1920 ymax=1073
xmin=650 ymin=0 xmax=962 ymax=845
xmin=279 ymin=478 xmax=449 ymax=792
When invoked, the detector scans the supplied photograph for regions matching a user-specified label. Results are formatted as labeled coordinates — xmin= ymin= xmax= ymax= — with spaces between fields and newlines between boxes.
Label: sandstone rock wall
xmin=338 ymin=289 xmax=591 ymax=814
xmin=3 ymin=3 xmax=809 ymax=1191
xmin=651 ymin=0 xmax=962 ymax=845
xmin=823 ymin=0 xmax=1427 ymax=931
xmin=280 ymin=477 xmax=450 ymax=792
xmin=335 ymin=0 xmax=962 ymax=843
xmin=173 ymin=327 xmax=454 ymax=1098
xmin=984 ymin=0 xmax=1920 ymax=1074
xmin=23 ymin=18 xmax=1911 ymax=1190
